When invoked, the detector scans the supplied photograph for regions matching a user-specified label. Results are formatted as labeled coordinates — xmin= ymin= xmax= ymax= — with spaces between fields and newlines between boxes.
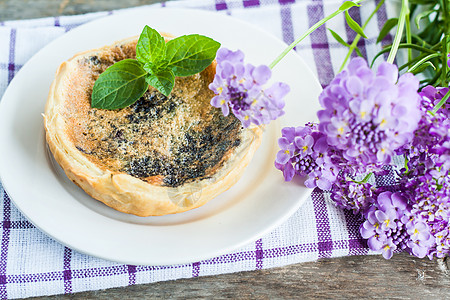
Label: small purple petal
xmin=360 ymin=222 xmax=375 ymax=238
xmin=283 ymin=162 xmax=295 ymax=181
xmin=252 ymin=65 xmax=271 ymax=85
xmin=278 ymin=137 xmax=291 ymax=149
xmin=367 ymin=236 xmax=384 ymax=250
xmin=276 ymin=150 xmax=291 ymax=165
xmin=376 ymin=62 xmax=398 ymax=84
xmin=216 ymin=48 xmax=244 ymax=65
xmin=347 ymin=57 xmax=368 ymax=75
xmin=345 ymin=76 xmax=364 ymax=97
xmin=282 ymin=127 xmax=296 ymax=141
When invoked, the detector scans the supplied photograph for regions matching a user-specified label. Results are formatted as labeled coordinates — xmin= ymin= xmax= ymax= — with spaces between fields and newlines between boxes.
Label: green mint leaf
xmin=376 ymin=18 xmax=398 ymax=43
xmin=328 ymin=28 xmax=350 ymax=48
xmin=142 ymin=60 xmax=169 ymax=74
xmin=145 ymin=68 xmax=175 ymax=97
xmin=91 ymin=59 xmax=148 ymax=110
xmin=136 ymin=25 xmax=166 ymax=65
xmin=92 ymin=26 xmax=220 ymax=109
xmin=166 ymin=34 xmax=220 ymax=77
xmin=345 ymin=11 xmax=367 ymax=39
xmin=339 ymin=1 xmax=360 ymax=11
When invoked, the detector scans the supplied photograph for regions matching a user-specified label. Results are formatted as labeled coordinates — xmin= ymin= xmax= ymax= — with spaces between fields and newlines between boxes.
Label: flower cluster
xmin=275 ymin=56 xmax=450 ymax=259
xmin=330 ymin=174 xmax=375 ymax=214
xmin=361 ymin=192 xmax=408 ymax=259
xmin=276 ymin=58 xmax=422 ymax=190
xmin=274 ymin=123 xmax=337 ymax=190
xmin=209 ymin=48 xmax=289 ymax=127
xmin=357 ymin=84 xmax=450 ymax=259
xmin=317 ymin=57 xmax=421 ymax=170
xmin=394 ymin=86 xmax=450 ymax=258
xmin=360 ymin=191 xmax=435 ymax=259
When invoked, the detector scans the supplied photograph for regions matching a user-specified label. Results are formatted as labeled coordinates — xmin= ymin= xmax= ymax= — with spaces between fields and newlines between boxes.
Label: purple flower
xmin=420 ymin=85 xmax=450 ymax=118
xmin=380 ymin=239 xmax=397 ymax=259
xmin=294 ymin=135 xmax=314 ymax=155
xmin=210 ymin=80 xmax=230 ymax=116
xmin=360 ymin=207 xmax=397 ymax=259
xmin=330 ymin=175 xmax=374 ymax=214
xmin=273 ymin=56 xmax=449 ymax=261
xmin=275 ymin=160 xmax=295 ymax=182
xmin=359 ymin=192 xmax=411 ymax=259
xmin=276 ymin=137 xmax=296 ymax=165
xmin=429 ymin=229 xmax=450 ymax=259
xmin=406 ymin=219 xmax=435 ymax=258
xmin=275 ymin=123 xmax=338 ymax=190
xmin=209 ymin=48 xmax=289 ymax=128
xmin=317 ymin=58 xmax=421 ymax=171
xmin=304 ymin=169 xmax=335 ymax=191
xmin=399 ymin=167 xmax=450 ymax=259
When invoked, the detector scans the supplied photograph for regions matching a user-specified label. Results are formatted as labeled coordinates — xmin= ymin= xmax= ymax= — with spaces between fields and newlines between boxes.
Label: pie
xmin=43 ymin=35 xmax=263 ymax=216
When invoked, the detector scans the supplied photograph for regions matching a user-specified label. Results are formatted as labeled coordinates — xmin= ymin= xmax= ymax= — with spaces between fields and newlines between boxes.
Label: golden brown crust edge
xmin=43 ymin=36 xmax=263 ymax=217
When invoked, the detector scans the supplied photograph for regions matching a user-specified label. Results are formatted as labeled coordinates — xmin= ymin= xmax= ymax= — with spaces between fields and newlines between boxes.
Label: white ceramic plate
xmin=0 ymin=8 xmax=322 ymax=265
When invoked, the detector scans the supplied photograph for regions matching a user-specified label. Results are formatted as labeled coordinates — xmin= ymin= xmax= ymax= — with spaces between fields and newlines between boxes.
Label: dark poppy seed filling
xmin=69 ymin=50 xmax=243 ymax=188
xmin=124 ymin=117 xmax=241 ymax=187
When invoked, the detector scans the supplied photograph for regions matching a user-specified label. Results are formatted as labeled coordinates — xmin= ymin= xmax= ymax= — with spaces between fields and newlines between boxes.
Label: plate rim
xmin=0 ymin=7 xmax=322 ymax=265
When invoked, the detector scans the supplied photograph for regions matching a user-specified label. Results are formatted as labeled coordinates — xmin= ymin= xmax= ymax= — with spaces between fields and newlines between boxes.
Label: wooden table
xmin=2 ymin=1 xmax=450 ymax=298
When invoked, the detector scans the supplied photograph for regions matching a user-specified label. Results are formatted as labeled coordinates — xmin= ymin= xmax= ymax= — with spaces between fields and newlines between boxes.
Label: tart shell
xmin=43 ymin=36 xmax=263 ymax=217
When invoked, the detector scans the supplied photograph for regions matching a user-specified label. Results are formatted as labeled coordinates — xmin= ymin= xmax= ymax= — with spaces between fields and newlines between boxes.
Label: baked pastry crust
xmin=43 ymin=35 xmax=263 ymax=217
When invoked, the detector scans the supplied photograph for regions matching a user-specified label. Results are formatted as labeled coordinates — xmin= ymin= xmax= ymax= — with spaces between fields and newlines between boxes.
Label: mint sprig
xmin=91 ymin=25 xmax=221 ymax=110
xmin=91 ymin=59 xmax=148 ymax=110
xmin=166 ymin=35 xmax=222 ymax=76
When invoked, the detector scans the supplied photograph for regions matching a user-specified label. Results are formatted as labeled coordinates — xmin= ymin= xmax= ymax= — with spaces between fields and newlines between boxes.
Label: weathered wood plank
xmin=0 ymin=0 xmax=167 ymax=22
xmin=29 ymin=253 xmax=449 ymax=299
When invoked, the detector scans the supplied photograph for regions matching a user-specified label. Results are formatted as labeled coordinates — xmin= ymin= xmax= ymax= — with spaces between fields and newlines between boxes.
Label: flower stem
xmin=440 ymin=0 xmax=449 ymax=87
xmin=441 ymin=35 xmax=449 ymax=87
xmin=269 ymin=0 xmax=363 ymax=69
xmin=387 ymin=0 xmax=409 ymax=64
xmin=350 ymin=172 xmax=373 ymax=184
xmin=339 ymin=0 xmax=385 ymax=72
xmin=408 ymin=53 xmax=441 ymax=73
xmin=432 ymin=88 xmax=450 ymax=114
xmin=405 ymin=5 xmax=412 ymax=62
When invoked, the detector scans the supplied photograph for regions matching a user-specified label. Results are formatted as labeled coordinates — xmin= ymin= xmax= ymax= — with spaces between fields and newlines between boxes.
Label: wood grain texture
xmin=2 ymin=0 xmax=450 ymax=299
xmin=28 ymin=253 xmax=450 ymax=299
xmin=0 ymin=0 xmax=168 ymax=21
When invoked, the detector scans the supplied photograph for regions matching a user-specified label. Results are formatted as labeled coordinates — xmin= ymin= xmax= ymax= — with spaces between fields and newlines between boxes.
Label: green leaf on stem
xmin=91 ymin=59 xmax=148 ymax=110
xmin=145 ymin=68 xmax=175 ymax=97
xmin=136 ymin=25 xmax=166 ymax=65
xmin=407 ymin=53 xmax=441 ymax=72
xmin=371 ymin=43 xmax=437 ymax=67
xmin=410 ymin=61 xmax=436 ymax=74
xmin=269 ymin=0 xmax=363 ymax=69
xmin=409 ymin=0 xmax=437 ymax=4
xmin=345 ymin=11 xmax=367 ymax=38
xmin=91 ymin=25 xmax=220 ymax=110
xmin=339 ymin=1 xmax=361 ymax=11
xmin=328 ymin=28 xmax=350 ymax=47
xmin=414 ymin=9 xmax=436 ymax=29
xmin=376 ymin=18 xmax=398 ymax=43
xmin=166 ymin=34 xmax=220 ymax=76
xmin=354 ymin=47 xmax=364 ymax=57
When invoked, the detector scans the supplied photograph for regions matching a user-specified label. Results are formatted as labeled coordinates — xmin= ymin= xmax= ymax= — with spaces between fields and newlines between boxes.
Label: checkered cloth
xmin=0 ymin=0 xmax=400 ymax=298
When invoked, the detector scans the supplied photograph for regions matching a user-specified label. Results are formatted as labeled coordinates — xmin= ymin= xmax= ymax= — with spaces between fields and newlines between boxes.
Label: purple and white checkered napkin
xmin=0 ymin=0 xmax=400 ymax=298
